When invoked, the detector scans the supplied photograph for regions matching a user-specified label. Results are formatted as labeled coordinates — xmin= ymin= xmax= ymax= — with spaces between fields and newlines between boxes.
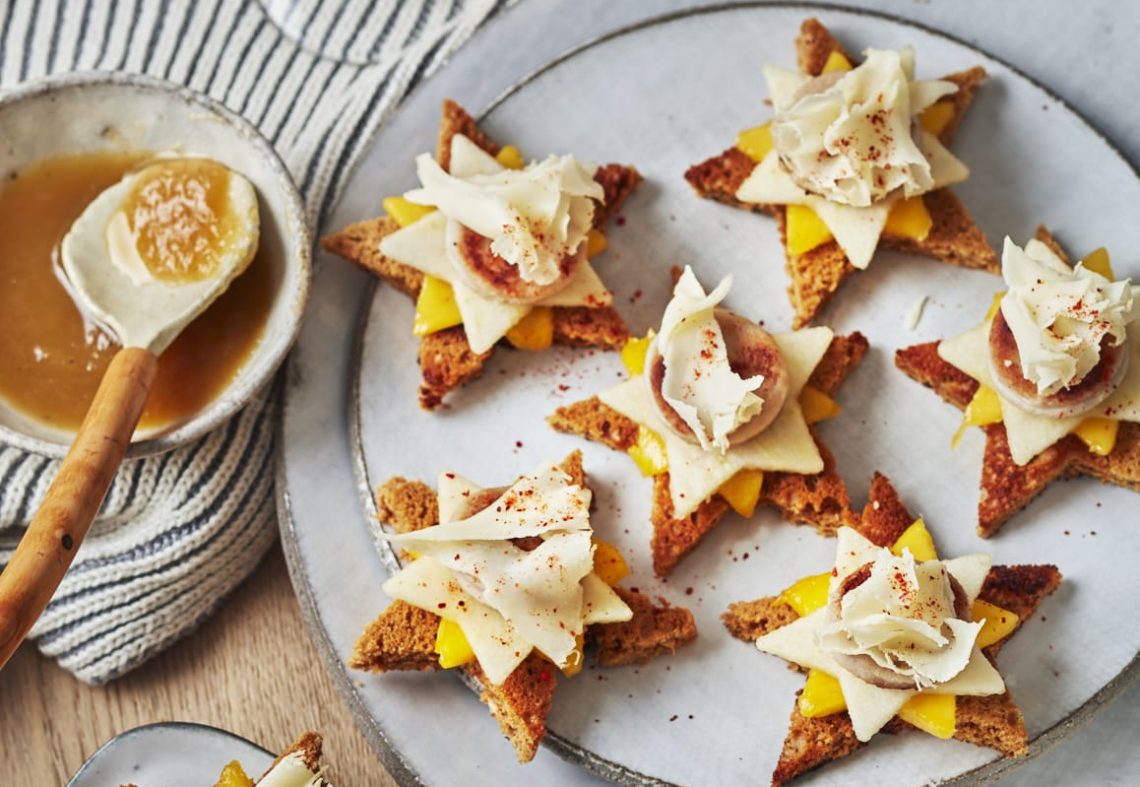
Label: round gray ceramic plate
xmin=67 ymin=722 xmax=271 ymax=787
xmin=280 ymin=2 xmax=1140 ymax=785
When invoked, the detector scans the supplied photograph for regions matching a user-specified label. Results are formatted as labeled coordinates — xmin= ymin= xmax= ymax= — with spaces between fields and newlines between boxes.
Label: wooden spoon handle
xmin=0 ymin=346 xmax=158 ymax=669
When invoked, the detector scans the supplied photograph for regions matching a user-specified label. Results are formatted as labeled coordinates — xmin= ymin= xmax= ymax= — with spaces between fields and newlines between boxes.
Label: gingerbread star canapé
xmin=724 ymin=473 xmax=1061 ymax=785
xmin=323 ymin=100 xmax=642 ymax=409
xmin=685 ymin=18 xmax=995 ymax=328
xmin=897 ymin=227 xmax=1140 ymax=536
xmin=550 ymin=266 xmax=867 ymax=576
xmin=350 ymin=451 xmax=697 ymax=762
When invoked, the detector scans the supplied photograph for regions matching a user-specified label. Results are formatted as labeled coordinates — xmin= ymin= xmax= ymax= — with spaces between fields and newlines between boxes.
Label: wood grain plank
xmin=0 ymin=547 xmax=395 ymax=786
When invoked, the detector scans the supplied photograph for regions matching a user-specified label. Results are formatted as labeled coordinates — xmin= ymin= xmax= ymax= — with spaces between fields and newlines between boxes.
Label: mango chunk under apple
xmin=586 ymin=228 xmax=608 ymax=257
xmin=213 ymin=761 xmax=254 ymax=787
xmin=972 ymin=599 xmax=1020 ymax=649
xmin=951 ymin=385 xmax=1002 ymax=448
xmin=891 ymin=518 xmax=938 ymax=562
xmin=435 ymin=618 xmax=476 ymax=669
xmin=778 ymin=573 xmax=831 ymax=616
xmin=799 ymin=668 xmax=847 ymax=718
xmin=821 ymin=51 xmax=853 ymax=73
xmin=799 ymin=385 xmax=842 ymax=424
xmin=561 ymin=633 xmax=586 ymax=677
xmin=593 ymin=539 xmax=630 ymax=586
xmin=413 ymin=275 xmax=463 ymax=336
xmin=1081 ymin=246 xmax=1114 ymax=280
xmin=883 ymin=196 xmax=933 ymax=242
xmin=717 ymin=469 xmax=764 ymax=517
xmin=1075 ymin=417 xmax=1119 ymax=456
xmin=786 ymin=204 xmax=834 ymax=256
xmin=505 ymin=306 xmax=554 ymax=350
xmin=495 ymin=145 xmax=525 ymax=170
xmin=383 ymin=195 xmax=435 ymax=228
xmin=900 ymin=693 xmax=956 ymax=739
xmin=736 ymin=123 xmax=774 ymax=163
xmin=621 ymin=333 xmax=654 ymax=376
xmin=628 ymin=425 xmax=668 ymax=477
xmin=920 ymin=101 xmax=956 ymax=136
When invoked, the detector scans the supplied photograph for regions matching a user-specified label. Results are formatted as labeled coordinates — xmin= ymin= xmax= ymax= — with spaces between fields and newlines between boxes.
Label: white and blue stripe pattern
xmin=0 ymin=0 xmax=505 ymax=684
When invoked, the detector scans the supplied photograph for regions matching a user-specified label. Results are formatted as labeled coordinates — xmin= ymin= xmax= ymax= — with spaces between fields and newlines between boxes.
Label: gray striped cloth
xmin=0 ymin=0 xmax=505 ymax=684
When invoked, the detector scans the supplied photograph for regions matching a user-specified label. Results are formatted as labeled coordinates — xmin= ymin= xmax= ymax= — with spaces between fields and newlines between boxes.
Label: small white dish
xmin=66 ymin=721 xmax=272 ymax=787
xmin=0 ymin=71 xmax=310 ymax=458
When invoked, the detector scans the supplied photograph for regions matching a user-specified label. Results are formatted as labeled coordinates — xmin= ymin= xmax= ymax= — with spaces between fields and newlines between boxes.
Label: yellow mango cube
xmin=952 ymin=385 xmax=1003 ymax=448
xmin=382 ymin=195 xmax=435 ymax=228
xmin=621 ymin=333 xmax=654 ymax=376
xmin=891 ymin=518 xmax=938 ymax=562
xmin=799 ymin=385 xmax=842 ymax=424
xmin=786 ymin=204 xmax=834 ymax=256
xmin=778 ymin=573 xmax=831 ymax=617
xmin=985 ymin=291 xmax=1005 ymax=321
xmin=413 ymin=275 xmax=463 ymax=336
xmin=495 ymin=145 xmax=525 ymax=170
xmin=1075 ymin=417 xmax=1119 ymax=456
xmin=213 ymin=761 xmax=253 ymax=787
xmin=883 ymin=196 xmax=933 ymax=242
xmin=592 ymin=539 xmax=630 ymax=586
xmin=972 ymin=599 xmax=1020 ymax=649
xmin=628 ymin=425 xmax=668 ymax=477
xmin=586 ymin=228 xmax=608 ymax=257
xmin=799 ymin=669 xmax=847 ymax=718
xmin=561 ymin=633 xmax=586 ymax=677
xmin=717 ymin=469 xmax=765 ymax=518
xmin=920 ymin=101 xmax=956 ymax=136
xmin=899 ymin=693 xmax=956 ymax=739
xmin=821 ymin=51 xmax=854 ymax=73
xmin=1081 ymin=247 xmax=1114 ymax=280
xmin=434 ymin=618 xmax=476 ymax=669
xmin=505 ymin=306 xmax=554 ymax=350
xmin=736 ymin=123 xmax=774 ymax=163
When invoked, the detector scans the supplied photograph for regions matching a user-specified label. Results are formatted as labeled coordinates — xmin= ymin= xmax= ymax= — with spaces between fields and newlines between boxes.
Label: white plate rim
xmin=277 ymin=3 xmax=1140 ymax=785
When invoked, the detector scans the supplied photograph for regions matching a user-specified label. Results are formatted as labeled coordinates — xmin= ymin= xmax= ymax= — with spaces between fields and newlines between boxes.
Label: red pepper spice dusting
xmin=616 ymin=216 xmax=626 ymax=226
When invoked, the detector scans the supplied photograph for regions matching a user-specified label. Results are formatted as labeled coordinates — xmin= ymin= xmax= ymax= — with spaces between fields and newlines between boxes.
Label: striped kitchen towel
xmin=0 ymin=0 xmax=507 ymax=684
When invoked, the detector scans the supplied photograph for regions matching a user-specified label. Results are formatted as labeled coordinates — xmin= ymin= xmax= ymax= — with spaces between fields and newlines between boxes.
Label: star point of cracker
xmin=684 ymin=17 xmax=996 ymax=328
xmin=723 ymin=472 xmax=1061 ymax=786
xmin=550 ymin=318 xmax=869 ymax=576
xmin=896 ymin=227 xmax=1140 ymax=537
xmin=349 ymin=451 xmax=698 ymax=763
xmin=322 ymin=100 xmax=642 ymax=409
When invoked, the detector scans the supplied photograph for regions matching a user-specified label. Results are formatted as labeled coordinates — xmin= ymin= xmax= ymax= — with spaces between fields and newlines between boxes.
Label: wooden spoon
xmin=0 ymin=158 xmax=259 ymax=669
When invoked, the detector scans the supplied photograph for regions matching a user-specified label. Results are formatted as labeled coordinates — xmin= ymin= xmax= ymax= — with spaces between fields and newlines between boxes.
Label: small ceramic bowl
xmin=67 ymin=722 xmax=272 ymax=787
xmin=0 ymin=71 xmax=310 ymax=458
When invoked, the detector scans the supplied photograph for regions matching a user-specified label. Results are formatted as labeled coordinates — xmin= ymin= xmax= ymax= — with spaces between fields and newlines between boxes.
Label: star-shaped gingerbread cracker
xmin=723 ymin=472 xmax=1061 ymax=786
xmin=897 ymin=227 xmax=1140 ymax=536
xmin=322 ymin=100 xmax=642 ymax=409
xmin=550 ymin=268 xmax=868 ymax=576
xmin=350 ymin=451 xmax=697 ymax=762
xmin=685 ymin=18 xmax=995 ymax=327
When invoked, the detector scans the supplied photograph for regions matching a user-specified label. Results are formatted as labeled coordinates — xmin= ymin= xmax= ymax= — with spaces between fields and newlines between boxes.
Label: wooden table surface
xmin=0 ymin=546 xmax=396 ymax=786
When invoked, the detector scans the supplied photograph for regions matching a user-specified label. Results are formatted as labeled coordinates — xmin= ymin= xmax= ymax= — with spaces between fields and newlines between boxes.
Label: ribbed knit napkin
xmin=0 ymin=0 xmax=504 ymax=683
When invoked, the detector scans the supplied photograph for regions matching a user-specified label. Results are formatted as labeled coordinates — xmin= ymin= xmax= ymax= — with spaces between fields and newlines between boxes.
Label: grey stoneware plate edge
xmin=66 ymin=721 xmax=272 ymax=787
xmin=277 ymin=2 xmax=1140 ymax=786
